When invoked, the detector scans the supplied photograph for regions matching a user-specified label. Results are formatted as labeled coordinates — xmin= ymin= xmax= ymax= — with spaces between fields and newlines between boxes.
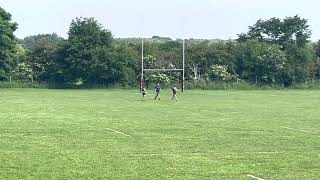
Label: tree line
xmin=1 ymin=6 xmax=320 ymax=88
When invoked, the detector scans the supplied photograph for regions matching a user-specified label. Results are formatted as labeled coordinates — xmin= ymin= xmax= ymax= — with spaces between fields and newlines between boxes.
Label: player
xmin=154 ymin=83 xmax=161 ymax=100
xmin=171 ymin=85 xmax=178 ymax=102
xmin=141 ymin=86 xmax=147 ymax=101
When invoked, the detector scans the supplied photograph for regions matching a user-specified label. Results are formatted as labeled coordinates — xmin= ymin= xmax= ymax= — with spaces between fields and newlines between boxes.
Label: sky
xmin=1 ymin=0 xmax=320 ymax=41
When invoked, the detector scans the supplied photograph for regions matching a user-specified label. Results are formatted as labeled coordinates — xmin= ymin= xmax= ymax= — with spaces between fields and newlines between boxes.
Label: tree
xmin=21 ymin=34 xmax=65 ymax=82
xmin=238 ymin=15 xmax=313 ymax=85
xmin=234 ymin=40 xmax=287 ymax=84
xmin=314 ymin=41 xmax=320 ymax=79
xmin=148 ymin=73 xmax=170 ymax=85
xmin=316 ymin=40 xmax=320 ymax=58
xmin=238 ymin=15 xmax=311 ymax=48
xmin=11 ymin=45 xmax=33 ymax=82
xmin=207 ymin=41 xmax=237 ymax=77
xmin=22 ymin=33 xmax=64 ymax=51
xmin=186 ymin=41 xmax=210 ymax=80
xmin=0 ymin=6 xmax=18 ymax=80
xmin=158 ymin=40 xmax=182 ymax=68
xmin=50 ymin=42 xmax=70 ymax=83
xmin=29 ymin=44 xmax=58 ymax=81
xmin=105 ymin=42 xmax=139 ymax=86
xmin=64 ymin=17 xmax=113 ymax=84
xmin=209 ymin=65 xmax=232 ymax=81
xmin=186 ymin=40 xmax=236 ymax=81
xmin=282 ymin=44 xmax=315 ymax=84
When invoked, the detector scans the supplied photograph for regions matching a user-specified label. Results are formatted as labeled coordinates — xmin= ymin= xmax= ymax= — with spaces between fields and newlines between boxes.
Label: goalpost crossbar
xmin=140 ymin=38 xmax=185 ymax=92
xmin=143 ymin=69 xmax=184 ymax=72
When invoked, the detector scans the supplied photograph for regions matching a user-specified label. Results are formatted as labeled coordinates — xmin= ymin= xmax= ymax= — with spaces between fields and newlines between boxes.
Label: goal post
xmin=140 ymin=38 xmax=144 ymax=92
xmin=182 ymin=39 xmax=185 ymax=93
xmin=140 ymin=38 xmax=185 ymax=92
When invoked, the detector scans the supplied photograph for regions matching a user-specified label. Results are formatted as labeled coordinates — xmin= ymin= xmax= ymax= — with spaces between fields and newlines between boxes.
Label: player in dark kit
xmin=171 ymin=85 xmax=178 ymax=102
xmin=141 ymin=86 xmax=147 ymax=101
xmin=154 ymin=83 xmax=161 ymax=100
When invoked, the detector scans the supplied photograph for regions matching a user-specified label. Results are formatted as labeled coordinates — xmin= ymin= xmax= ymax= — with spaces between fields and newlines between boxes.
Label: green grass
xmin=0 ymin=89 xmax=319 ymax=179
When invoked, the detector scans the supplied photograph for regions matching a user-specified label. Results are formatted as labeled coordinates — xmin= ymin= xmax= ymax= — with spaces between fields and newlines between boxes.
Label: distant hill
xmin=115 ymin=36 xmax=233 ymax=44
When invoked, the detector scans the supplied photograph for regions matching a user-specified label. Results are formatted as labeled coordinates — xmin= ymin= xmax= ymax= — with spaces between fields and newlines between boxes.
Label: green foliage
xmin=185 ymin=40 xmax=236 ymax=81
xmin=283 ymin=44 xmax=315 ymax=85
xmin=209 ymin=64 xmax=232 ymax=81
xmin=106 ymin=42 xmax=139 ymax=86
xmin=316 ymin=40 xmax=320 ymax=58
xmin=10 ymin=45 xmax=32 ymax=81
xmin=144 ymin=55 xmax=158 ymax=69
xmin=234 ymin=40 xmax=287 ymax=84
xmin=186 ymin=41 xmax=210 ymax=80
xmin=314 ymin=41 xmax=320 ymax=79
xmin=22 ymin=33 xmax=64 ymax=51
xmin=237 ymin=15 xmax=314 ymax=86
xmin=16 ymin=34 xmax=65 ymax=82
xmin=31 ymin=43 xmax=58 ymax=81
xmin=63 ymin=17 xmax=113 ymax=84
xmin=186 ymin=80 xmax=261 ymax=90
xmin=11 ymin=62 xmax=33 ymax=81
xmin=148 ymin=73 xmax=170 ymax=85
xmin=238 ymin=15 xmax=311 ymax=47
xmin=0 ymin=6 xmax=18 ymax=80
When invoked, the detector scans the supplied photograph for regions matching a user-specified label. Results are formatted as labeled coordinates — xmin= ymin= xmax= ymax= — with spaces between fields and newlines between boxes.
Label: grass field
xmin=0 ymin=89 xmax=319 ymax=179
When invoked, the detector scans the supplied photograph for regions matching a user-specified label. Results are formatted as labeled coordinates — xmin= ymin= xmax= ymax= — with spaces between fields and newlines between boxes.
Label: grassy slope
xmin=0 ymin=89 xmax=319 ymax=179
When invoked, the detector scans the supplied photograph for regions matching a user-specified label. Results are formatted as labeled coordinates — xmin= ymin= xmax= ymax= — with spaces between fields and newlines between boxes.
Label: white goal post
xmin=140 ymin=38 xmax=185 ymax=92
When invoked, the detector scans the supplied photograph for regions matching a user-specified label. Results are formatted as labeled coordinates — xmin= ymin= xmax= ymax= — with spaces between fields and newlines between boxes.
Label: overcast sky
xmin=1 ymin=0 xmax=319 ymax=41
